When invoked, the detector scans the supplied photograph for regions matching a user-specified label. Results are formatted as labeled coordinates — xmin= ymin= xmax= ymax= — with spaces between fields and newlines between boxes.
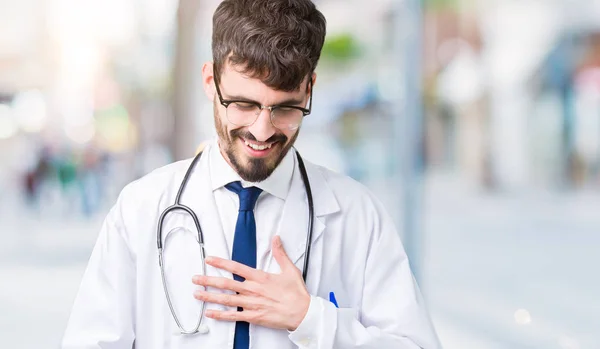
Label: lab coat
xmin=62 ymin=142 xmax=441 ymax=349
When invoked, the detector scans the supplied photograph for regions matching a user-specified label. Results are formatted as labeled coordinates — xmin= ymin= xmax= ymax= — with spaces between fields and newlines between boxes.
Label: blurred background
xmin=1 ymin=0 xmax=599 ymax=347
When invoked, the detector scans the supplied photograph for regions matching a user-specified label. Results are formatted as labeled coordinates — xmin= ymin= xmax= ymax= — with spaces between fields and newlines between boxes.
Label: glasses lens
xmin=226 ymin=102 xmax=260 ymax=126
xmin=272 ymin=108 xmax=304 ymax=130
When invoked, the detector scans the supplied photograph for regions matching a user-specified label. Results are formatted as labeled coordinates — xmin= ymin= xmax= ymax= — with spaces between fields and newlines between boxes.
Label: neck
xmin=217 ymin=138 xmax=236 ymax=172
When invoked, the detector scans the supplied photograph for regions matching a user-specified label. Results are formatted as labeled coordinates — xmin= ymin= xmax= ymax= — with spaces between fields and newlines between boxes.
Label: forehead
xmin=219 ymin=63 xmax=306 ymax=102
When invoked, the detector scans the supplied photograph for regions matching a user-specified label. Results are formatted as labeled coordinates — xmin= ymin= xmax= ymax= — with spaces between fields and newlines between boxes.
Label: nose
xmin=248 ymin=108 xmax=276 ymax=142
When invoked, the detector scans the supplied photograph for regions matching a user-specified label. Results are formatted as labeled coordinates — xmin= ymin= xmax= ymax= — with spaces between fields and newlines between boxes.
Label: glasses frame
xmin=213 ymin=74 xmax=313 ymax=130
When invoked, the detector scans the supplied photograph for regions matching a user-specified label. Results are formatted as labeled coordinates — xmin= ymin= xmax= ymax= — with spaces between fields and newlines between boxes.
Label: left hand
xmin=192 ymin=236 xmax=310 ymax=331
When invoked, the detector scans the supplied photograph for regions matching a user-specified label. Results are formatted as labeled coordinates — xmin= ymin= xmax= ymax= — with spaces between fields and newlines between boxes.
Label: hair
xmin=212 ymin=0 xmax=327 ymax=92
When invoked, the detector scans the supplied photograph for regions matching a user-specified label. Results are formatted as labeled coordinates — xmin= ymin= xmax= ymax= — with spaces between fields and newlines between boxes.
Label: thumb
xmin=272 ymin=236 xmax=294 ymax=272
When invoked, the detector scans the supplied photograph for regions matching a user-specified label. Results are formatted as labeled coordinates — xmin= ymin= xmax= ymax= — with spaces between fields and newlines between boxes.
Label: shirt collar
xmin=209 ymin=138 xmax=295 ymax=200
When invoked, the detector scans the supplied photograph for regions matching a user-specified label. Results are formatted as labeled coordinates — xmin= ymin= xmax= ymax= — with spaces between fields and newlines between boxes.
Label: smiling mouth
xmin=244 ymin=139 xmax=274 ymax=151
xmin=240 ymin=137 xmax=281 ymax=158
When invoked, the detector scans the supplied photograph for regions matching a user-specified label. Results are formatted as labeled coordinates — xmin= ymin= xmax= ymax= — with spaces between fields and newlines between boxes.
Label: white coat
xmin=62 ymin=142 xmax=441 ymax=349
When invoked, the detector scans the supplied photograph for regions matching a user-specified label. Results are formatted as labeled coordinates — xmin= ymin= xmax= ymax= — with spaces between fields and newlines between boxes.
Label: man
xmin=62 ymin=0 xmax=441 ymax=348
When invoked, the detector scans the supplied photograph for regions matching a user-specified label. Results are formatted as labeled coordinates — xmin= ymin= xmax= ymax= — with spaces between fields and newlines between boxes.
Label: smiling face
xmin=203 ymin=62 xmax=313 ymax=182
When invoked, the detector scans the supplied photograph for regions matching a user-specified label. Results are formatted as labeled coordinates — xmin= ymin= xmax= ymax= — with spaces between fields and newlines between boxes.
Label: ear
xmin=304 ymin=73 xmax=317 ymax=97
xmin=202 ymin=62 xmax=215 ymax=100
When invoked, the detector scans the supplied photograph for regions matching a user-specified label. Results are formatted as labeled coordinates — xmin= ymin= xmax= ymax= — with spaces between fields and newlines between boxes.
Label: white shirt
xmin=209 ymin=140 xmax=295 ymax=269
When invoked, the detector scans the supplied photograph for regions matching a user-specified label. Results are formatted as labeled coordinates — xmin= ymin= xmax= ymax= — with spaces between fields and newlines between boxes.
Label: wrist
xmin=288 ymin=292 xmax=311 ymax=331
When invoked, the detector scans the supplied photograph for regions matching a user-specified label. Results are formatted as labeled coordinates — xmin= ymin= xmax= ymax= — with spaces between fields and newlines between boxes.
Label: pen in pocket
xmin=329 ymin=291 xmax=339 ymax=308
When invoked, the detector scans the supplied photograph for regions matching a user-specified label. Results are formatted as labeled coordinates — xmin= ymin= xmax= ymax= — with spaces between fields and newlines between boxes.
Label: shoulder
xmin=123 ymin=159 xmax=192 ymax=197
xmin=114 ymin=158 xmax=196 ymax=218
xmin=302 ymin=160 xmax=398 ymax=247
xmin=99 ymin=158 xmax=198 ymax=254
xmin=305 ymin=162 xmax=360 ymax=194
xmin=303 ymin=160 xmax=386 ymax=215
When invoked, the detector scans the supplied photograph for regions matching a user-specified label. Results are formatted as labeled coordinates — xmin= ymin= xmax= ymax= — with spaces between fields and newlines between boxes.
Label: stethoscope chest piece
xmin=172 ymin=324 xmax=210 ymax=336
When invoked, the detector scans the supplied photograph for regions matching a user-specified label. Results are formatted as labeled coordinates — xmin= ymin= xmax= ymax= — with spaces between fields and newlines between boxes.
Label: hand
xmin=192 ymin=236 xmax=310 ymax=331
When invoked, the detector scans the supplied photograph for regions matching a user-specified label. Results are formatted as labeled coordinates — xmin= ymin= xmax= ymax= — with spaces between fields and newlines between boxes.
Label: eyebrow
xmin=223 ymin=94 xmax=305 ymax=106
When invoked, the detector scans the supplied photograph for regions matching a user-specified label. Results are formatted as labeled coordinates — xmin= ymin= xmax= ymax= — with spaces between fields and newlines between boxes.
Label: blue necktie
xmin=225 ymin=181 xmax=262 ymax=349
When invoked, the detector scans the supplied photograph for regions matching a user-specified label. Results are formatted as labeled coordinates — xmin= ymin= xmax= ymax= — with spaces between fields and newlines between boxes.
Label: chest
xmin=130 ymin=188 xmax=371 ymax=348
xmin=213 ymin=190 xmax=285 ymax=271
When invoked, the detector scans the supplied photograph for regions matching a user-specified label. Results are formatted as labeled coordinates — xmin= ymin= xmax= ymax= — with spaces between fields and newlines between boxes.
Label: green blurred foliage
xmin=423 ymin=0 xmax=461 ymax=10
xmin=321 ymin=33 xmax=361 ymax=62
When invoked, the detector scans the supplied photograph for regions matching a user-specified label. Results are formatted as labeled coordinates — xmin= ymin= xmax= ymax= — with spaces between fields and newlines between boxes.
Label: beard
xmin=214 ymin=106 xmax=299 ymax=182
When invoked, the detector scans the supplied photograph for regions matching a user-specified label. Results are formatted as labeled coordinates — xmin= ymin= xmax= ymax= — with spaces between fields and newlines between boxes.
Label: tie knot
xmin=225 ymin=181 xmax=263 ymax=211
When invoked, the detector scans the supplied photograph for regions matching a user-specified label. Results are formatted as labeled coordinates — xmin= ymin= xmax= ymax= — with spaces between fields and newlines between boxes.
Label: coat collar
xmin=177 ymin=142 xmax=340 ymax=277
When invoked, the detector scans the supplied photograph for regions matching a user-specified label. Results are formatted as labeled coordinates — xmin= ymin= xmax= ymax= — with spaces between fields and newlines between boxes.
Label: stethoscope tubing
xmin=156 ymin=147 xmax=314 ymax=335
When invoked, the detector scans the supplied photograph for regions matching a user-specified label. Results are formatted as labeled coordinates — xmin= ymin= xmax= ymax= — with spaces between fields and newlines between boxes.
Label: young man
xmin=62 ymin=0 xmax=440 ymax=348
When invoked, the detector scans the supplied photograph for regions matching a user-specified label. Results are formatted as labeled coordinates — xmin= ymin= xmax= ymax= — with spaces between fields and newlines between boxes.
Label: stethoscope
xmin=157 ymin=147 xmax=315 ymax=335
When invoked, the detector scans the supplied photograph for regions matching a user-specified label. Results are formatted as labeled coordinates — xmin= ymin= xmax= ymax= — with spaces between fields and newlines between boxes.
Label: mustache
xmin=230 ymin=129 xmax=288 ymax=144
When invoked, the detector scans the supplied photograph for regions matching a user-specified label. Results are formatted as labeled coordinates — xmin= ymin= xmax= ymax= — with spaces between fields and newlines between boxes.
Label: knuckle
xmin=260 ymin=273 xmax=272 ymax=283
xmin=248 ymin=312 xmax=259 ymax=322
xmin=246 ymin=282 xmax=261 ymax=295
xmin=232 ymin=265 xmax=244 ymax=276
xmin=242 ymin=297 xmax=256 ymax=310
xmin=253 ymin=300 xmax=266 ymax=311
xmin=215 ymin=278 xmax=227 ymax=288
xmin=234 ymin=281 xmax=244 ymax=293
xmin=256 ymin=283 xmax=269 ymax=296
xmin=254 ymin=309 xmax=267 ymax=322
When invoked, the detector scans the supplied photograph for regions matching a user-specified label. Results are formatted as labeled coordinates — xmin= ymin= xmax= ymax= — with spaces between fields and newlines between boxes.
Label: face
xmin=202 ymin=62 xmax=313 ymax=182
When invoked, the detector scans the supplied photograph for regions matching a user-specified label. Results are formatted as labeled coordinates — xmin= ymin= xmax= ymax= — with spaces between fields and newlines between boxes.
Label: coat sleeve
xmin=288 ymin=194 xmax=441 ymax=349
xmin=62 ymin=191 xmax=136 ymax=348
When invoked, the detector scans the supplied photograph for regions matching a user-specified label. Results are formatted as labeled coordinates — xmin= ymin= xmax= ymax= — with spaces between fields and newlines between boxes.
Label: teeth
xmin=244 ymin=140 xmax=272 ymax=151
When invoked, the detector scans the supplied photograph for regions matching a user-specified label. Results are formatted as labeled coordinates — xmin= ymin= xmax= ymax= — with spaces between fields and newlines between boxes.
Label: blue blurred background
xmin=1 ymin=0 xmax=599 ymax=348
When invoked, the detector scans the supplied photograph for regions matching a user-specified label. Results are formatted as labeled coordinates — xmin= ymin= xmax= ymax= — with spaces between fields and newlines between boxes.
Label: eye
xmin=275 ymin=107 xmax=302 ymax=118
xmin=231 ymin=102 xmax=257 ymax=111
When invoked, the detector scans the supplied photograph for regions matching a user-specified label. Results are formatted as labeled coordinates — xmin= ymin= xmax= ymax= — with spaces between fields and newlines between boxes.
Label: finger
xmin=206 ymin=256 xmax=266 ymax=281
xmin=193 ymin=291 xmax=257 ymax=310
xmin=192 ymin=275 xmax=247 ymax=293
xmin=271 ymin=236 xmax=295 ymax=273
xmin=205 ymin=309 xmax=256 ymax=323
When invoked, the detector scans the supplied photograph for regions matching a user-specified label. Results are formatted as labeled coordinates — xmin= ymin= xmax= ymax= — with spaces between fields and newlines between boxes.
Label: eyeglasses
xmin=214 ymin=76 xmax=313 ymax=131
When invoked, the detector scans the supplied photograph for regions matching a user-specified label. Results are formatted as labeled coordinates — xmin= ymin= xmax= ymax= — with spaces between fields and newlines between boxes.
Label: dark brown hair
xmin=212 ymin=0 xmax=326 ymax=92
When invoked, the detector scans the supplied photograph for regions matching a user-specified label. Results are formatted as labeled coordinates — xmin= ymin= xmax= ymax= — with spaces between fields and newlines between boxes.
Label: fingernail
xmin=205 ymin=256 xmax=214 ymax=264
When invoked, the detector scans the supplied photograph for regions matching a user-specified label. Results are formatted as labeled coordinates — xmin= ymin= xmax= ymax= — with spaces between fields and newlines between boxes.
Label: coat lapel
xmin=179 ymin=144 xmax=233 ymax=279
xmin=168 ymin=144 xmax=340 ymax=283
xmin=266 ymin=150 xmax=340 ymax=282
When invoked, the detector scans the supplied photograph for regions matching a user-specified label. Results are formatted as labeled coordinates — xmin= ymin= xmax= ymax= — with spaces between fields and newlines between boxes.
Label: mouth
xmin=240 ymin=138 xmax=279 ymax=158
